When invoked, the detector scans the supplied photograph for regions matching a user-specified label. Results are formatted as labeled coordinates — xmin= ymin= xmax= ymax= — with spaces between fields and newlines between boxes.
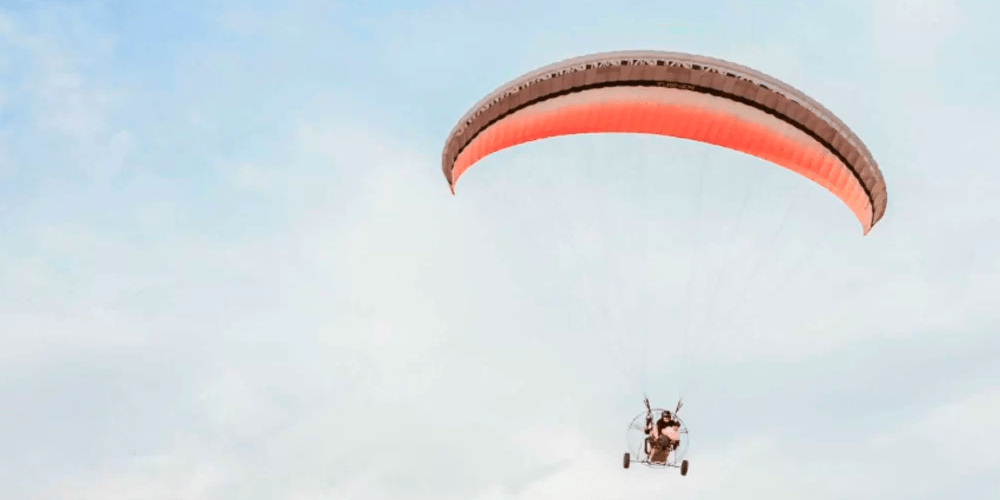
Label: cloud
xmin=1 ymin=1 xmax=998 ymax=499
xmin=0 ymin=7 xmax=136 ymax=231
xmin=867 ymin=0 xmax=963 ymax=66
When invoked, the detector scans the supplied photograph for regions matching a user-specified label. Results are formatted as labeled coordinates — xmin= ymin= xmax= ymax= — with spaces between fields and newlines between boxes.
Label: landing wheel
xmin=623 ymin=453 xmax=630 ymax=469
xmin=680 ymin=460 xmax=689 ymax=476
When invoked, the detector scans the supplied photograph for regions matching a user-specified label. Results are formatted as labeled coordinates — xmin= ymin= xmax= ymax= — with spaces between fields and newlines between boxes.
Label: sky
xmin=1 ymin=0 xmax=998 ymax=499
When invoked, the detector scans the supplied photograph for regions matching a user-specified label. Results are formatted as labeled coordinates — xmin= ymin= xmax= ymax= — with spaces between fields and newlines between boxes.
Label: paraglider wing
xmin=441 ymin=50 xmax=887 ymax=233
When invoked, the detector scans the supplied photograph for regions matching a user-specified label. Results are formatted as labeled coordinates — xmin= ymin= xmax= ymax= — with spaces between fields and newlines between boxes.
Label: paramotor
xmin=624 ymin=397 xmax=689 ymax=474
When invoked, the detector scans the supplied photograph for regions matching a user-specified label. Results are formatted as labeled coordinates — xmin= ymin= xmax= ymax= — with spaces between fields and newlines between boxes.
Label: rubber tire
xmin=680 ymin=460 xmax=689 ymax=476
xmin=623 ymin=453 xmax=630 ymax=469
